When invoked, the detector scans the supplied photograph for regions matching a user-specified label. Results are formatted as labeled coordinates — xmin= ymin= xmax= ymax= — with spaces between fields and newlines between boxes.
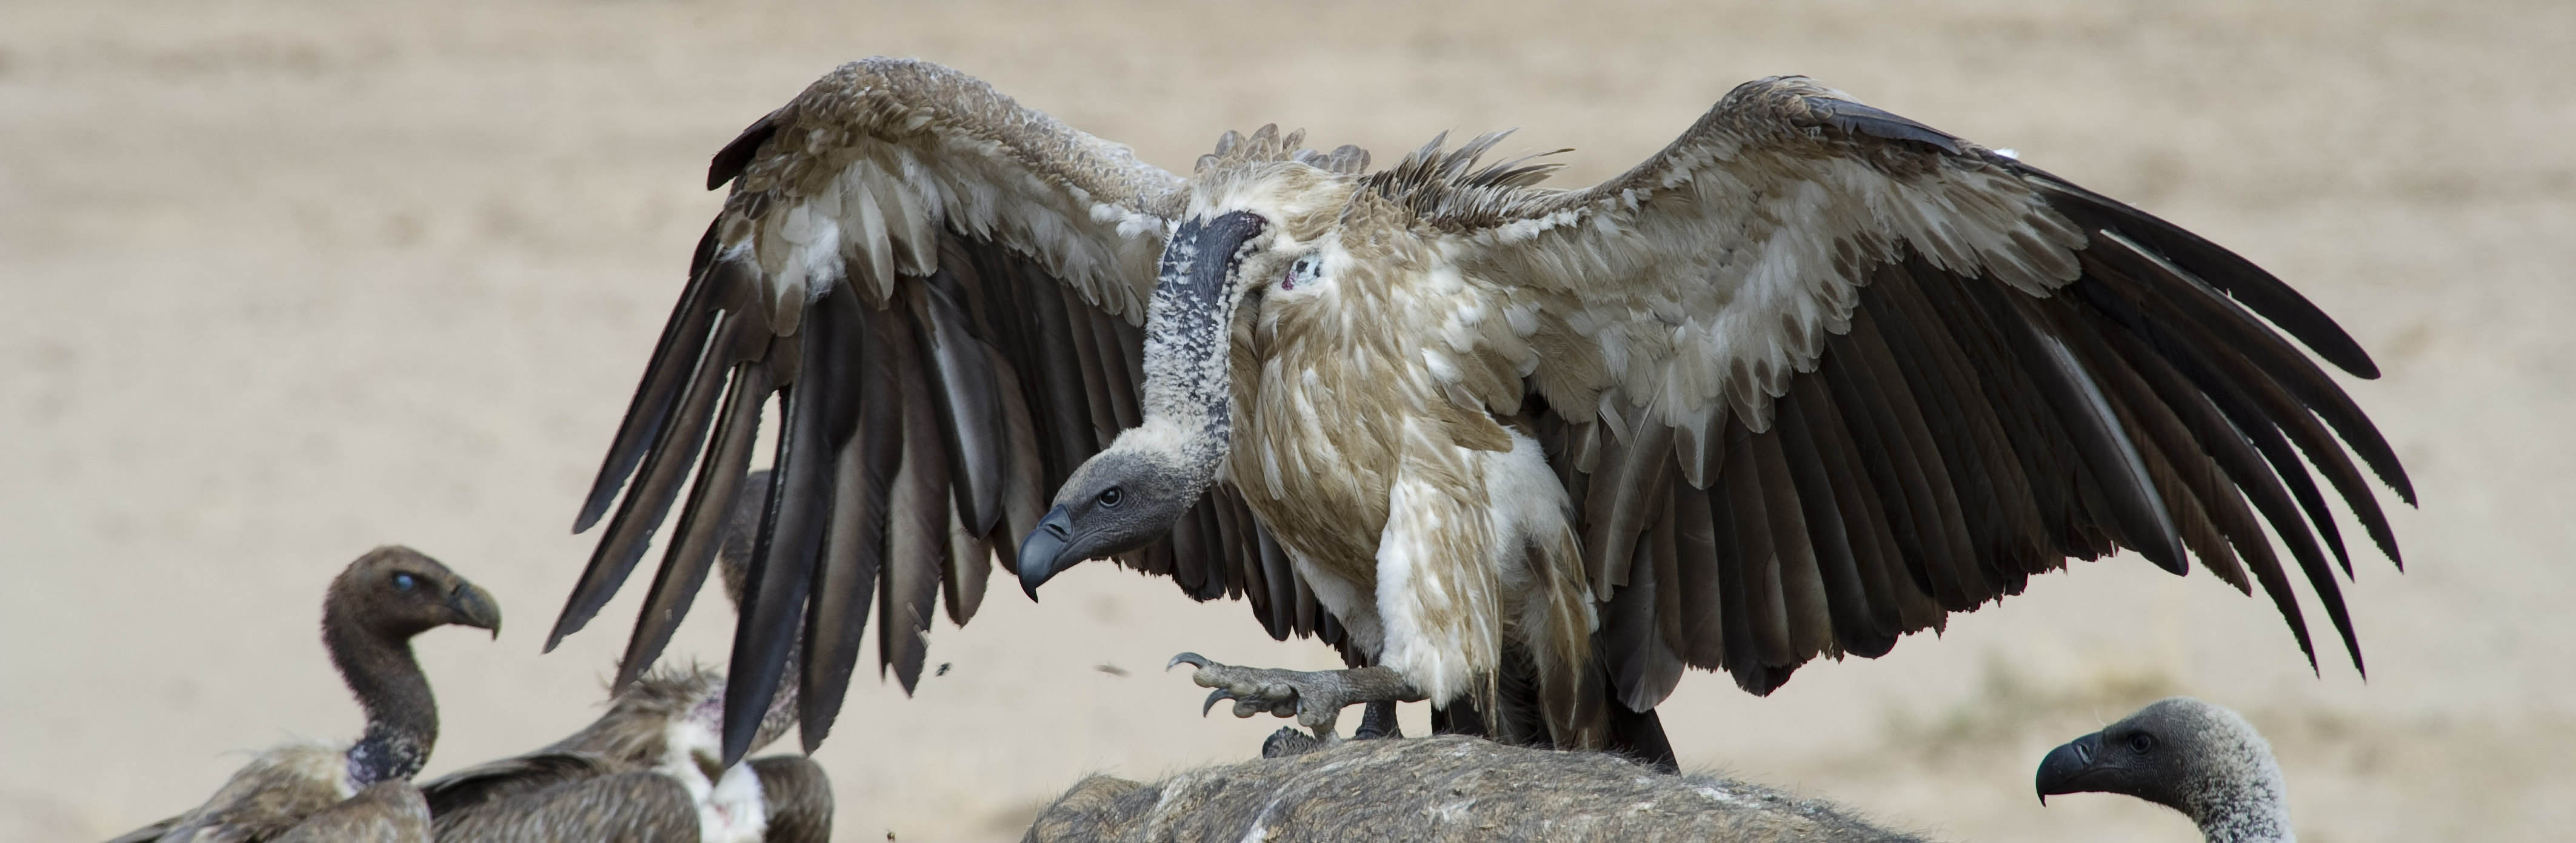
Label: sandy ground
xmin=2 ymin=1 xmax=2570 ymax=841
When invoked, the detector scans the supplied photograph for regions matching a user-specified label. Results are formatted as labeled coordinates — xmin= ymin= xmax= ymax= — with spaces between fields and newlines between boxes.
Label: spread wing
xmin=1407 ymin=76 xmax=2412 ymax=705
xmin=546 ymin=58 xmax=1319 ymax=765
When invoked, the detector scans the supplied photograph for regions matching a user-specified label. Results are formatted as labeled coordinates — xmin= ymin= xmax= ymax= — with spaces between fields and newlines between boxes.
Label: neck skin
xmin=1135 ymin=217 xmax=1261 ymax=495
xmin=321 ymin=608 xmax=436 ymax=788
xmin=2185 ymin=761 xmax=2295 ymax=843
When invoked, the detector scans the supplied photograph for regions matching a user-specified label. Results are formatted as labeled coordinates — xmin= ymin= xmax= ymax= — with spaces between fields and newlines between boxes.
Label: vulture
xmin=544 ymin=58 xmax=2412 ymax=768
xmin=1023 ymin=733 xmax=1932 ymax=842
xmin=111 ymin=546 xmax=503 ymax=843
xmin=423 ymin=471 xmax=832 ymax=843
xmin=2037 ymin=697 xmax=2295 ymax=843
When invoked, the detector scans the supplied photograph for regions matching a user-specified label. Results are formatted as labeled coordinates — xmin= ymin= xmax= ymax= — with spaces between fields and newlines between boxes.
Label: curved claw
xmin=1203 ymin=688 xmax=1234 ymax=717
xmin=1168 ymin=652 xmax=1213 ymax=671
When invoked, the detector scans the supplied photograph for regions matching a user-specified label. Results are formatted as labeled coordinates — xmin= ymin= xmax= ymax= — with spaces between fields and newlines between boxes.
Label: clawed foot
xmin=1168 ymin=651 xmax=1347 ymax=734
xmin=1167 ymin=652 xmax=1425 ymax=739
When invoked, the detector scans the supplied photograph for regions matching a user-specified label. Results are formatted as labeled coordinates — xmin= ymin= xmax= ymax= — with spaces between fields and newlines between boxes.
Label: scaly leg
xmin=1168 ymin=653 xmax=1426 ymax=739
xmin=1353 ymin=700 xmax=1403 ymax=741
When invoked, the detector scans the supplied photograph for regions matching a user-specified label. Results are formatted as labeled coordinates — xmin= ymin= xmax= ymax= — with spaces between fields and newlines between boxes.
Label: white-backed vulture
xmin=1023 ymin=733 xmax=1931 ymax=842
xmin=423 ymin=471 xmax=831 ymax=843
xmin=110 ymin=546 xmax=502 ymax=843
xmin=543 ymin=58 xmax=2411 ymax=768
xmin=2037 ymin=697 xmax=2294 ymax=843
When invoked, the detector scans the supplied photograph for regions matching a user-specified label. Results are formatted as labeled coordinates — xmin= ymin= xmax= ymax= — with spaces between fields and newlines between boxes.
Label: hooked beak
xmin=447 ymin=582 xmax=504 ymax=639
xmin=1016 ymin=505 xmax=1077 ymax=601
xmin=2035 ymin=730 xmax=2105 ymax=805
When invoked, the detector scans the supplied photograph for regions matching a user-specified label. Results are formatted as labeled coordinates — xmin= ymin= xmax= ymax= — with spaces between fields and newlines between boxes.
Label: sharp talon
xmin=1202 ymin=688 xmax=1233 ymax=717
xmin=1168 ymin=652 xmax=1210 ymax=671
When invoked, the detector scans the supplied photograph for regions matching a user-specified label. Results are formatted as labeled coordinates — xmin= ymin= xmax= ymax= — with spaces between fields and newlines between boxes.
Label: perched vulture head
xmin=1019 ymin=151 xmax=1359 ymax=599
xmin=2036 ymin=696 xmax=2289 ymax=834
xmin=1018 ymin=423 xmax=1216 ymax=598
xmin=329 ymin=545 xmax=504 ymax=640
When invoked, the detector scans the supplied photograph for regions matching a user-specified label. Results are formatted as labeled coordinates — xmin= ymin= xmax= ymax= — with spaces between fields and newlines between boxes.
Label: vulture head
xmin=2037 ymin=697 xmax=2292 ymax=841
xmin=328 ymin=545 xmax=505 ymax=641
xmin=1019 ymin=151 xmax=1362 ymax=599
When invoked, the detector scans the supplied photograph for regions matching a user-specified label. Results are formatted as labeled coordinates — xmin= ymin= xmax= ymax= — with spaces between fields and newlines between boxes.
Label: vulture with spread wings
xmin=545 ymin=58 xmax=2409 ymax=768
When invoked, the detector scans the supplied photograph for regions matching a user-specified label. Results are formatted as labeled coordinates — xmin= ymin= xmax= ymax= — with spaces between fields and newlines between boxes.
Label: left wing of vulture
xmin=1399 ymin=76 xmax=2411 ymax=708
xmin=545 ymin=59 xmax=1315 ymax=766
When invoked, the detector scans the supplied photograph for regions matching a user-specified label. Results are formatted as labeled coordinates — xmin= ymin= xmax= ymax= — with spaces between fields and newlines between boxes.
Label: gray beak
xmin=2035 ymin=730 xmax=2104 ymax=805
xmin=447 ymin=582 xmax=505 ymax=640
xmin=1017 ymin=505 xmax=1076 ymax=601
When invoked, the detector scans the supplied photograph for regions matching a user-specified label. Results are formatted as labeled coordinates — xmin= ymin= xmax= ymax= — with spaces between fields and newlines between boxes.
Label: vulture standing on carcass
xmin=2037 ymin=697 xmax=2297 ymax=843
xmin=110 ymin=546 xmax=504 ymax=843
xmin=544 ymin=58 xmax=2412 ymax=769
xmin=422 ymin=471 xmax=832 ymax=843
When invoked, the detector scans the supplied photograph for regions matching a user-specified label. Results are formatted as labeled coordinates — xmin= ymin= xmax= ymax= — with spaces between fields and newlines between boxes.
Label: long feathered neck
xmin=321 ymin=606 xmax=437 ymax=787
xmin=1137 ymin=212 xmax=1267 ymax=491
xmin=2185 ymin=744 xmax=2295 ymax=843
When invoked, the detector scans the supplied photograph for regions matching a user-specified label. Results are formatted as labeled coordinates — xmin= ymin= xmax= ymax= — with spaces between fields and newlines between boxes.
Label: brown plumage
xmin=110 ymin=547 xmax=502 ymax=843
xmin=425 ymin=472 xmax=830 ymax=843
xmin=547 ymin=58 xmax=2409 ymax=768
xmin=1022 ymin=734 xmax=1932 ymax=843
xmin=269 ymin=783 xmax=434 ymax=843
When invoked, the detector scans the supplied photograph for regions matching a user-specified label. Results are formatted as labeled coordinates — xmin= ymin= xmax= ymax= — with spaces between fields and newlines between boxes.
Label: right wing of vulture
xmin=544 ymin=58 xmax=1324 ymax=766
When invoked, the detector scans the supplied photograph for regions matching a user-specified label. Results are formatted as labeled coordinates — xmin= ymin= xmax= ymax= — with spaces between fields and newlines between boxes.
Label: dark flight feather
xmin=722 ymin=298 xmax=846 ymax=764
xmin=613 ymin=360 xmax=768 ymax=691
xmin=2088 ymin=237 xmax=2414 ymax=507
xmin=1666 ymin=485 xmax=1726 ymax=670
xmin=552 ymin=264 xmax=755 ymax=651
xmin=798 ymin=300 xmax=901 ymax=751
xmin=2023 ymin=173 xmax=2379 ymax=379
xmin=879 ymin=304 xmax=950 ymax=696
xmin=571 ymin=226 xmax=735 ymax=537
xmin=909 ymin=271 xmax=1009 ymax=537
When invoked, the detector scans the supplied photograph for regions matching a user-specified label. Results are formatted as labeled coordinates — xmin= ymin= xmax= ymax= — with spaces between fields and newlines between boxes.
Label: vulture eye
xmin=391 ymin=573 xmax=419 ymax=592
xmin=1283 ymin=257 xmax=1315 ymax=290
xmin=2127 ymin=733 xmax=2157 ymax=754
xmin=1098 ymin=486 xmax=1124 ymax=508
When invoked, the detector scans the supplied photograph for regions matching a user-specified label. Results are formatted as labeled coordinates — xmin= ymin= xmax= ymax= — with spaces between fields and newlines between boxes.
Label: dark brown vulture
xmin=544 ymin=58 xmax=2409 ymax=769
xmin=111 ymin=547 xmax=502 ymax=843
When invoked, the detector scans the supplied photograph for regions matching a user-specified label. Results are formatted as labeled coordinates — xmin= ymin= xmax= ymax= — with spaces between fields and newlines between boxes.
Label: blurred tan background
xmin=3 ymin=1 xmax=2570 ymax=840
